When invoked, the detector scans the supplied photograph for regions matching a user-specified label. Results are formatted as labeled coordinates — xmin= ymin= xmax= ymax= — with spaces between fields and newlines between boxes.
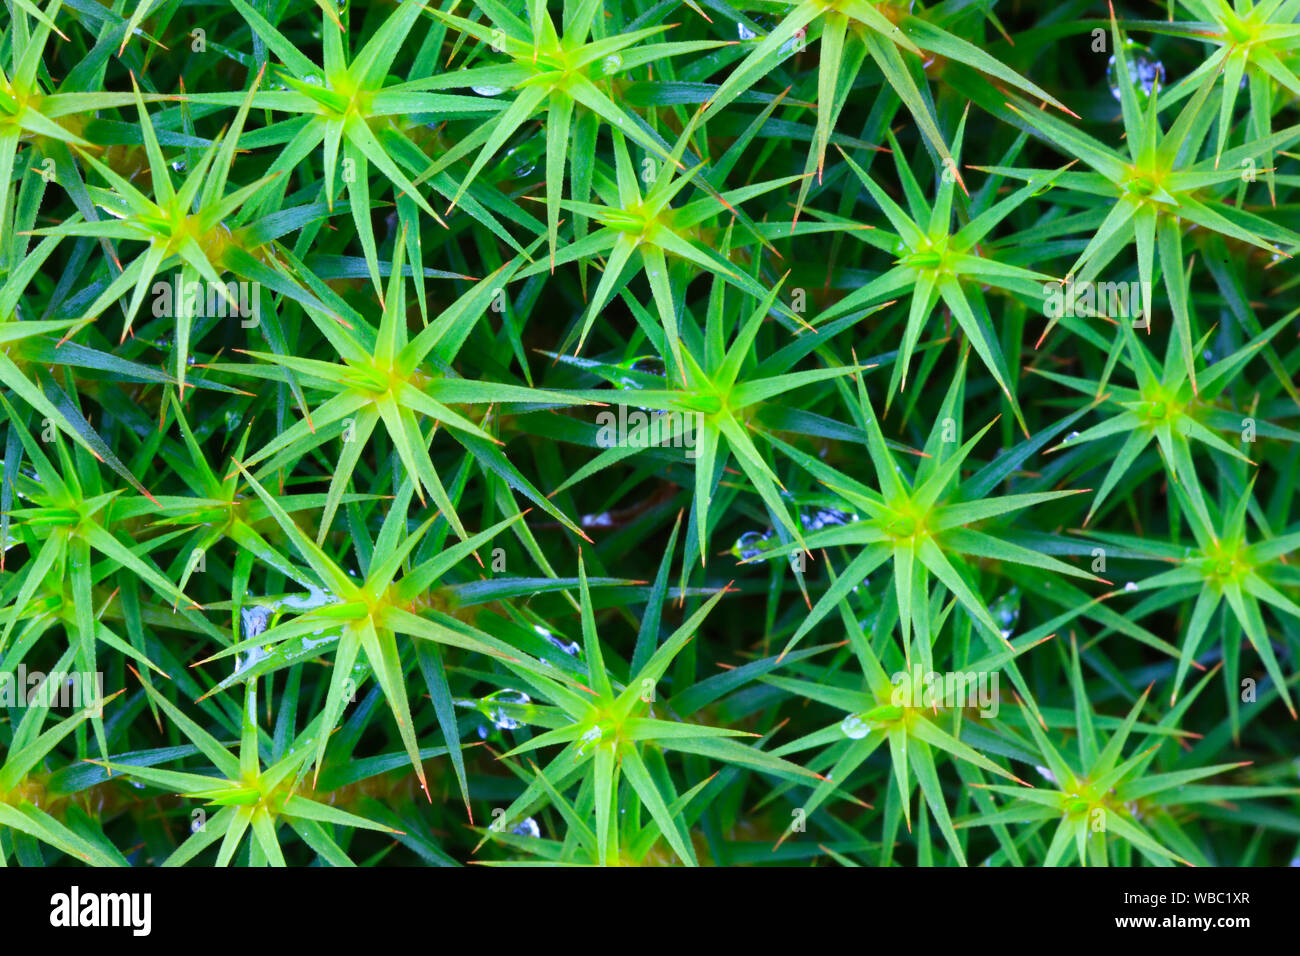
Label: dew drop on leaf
xmin=799 ymin=507 xmax=857 ymax=532
xmin=482 ymin=689 xmax=530 ymax=730
xmin=840 ymin=713 xmax=870 ymax=739
xmin=240 ymin=604 xmax=272 ymax=641
xmin=990 ymin=587 xmax=1020 ymax=639
xmin=510 ymin=817 xmax=540 ymax=838
xmin=577 ymin=725 xmax=603 ymax=755
xmin=1106 ymin=42 xmax=1164 ymax=101
xmin=537 ymin=624 xmax=580 ymax=657
xmin=732 ymin=529 xmax=771 ymax=561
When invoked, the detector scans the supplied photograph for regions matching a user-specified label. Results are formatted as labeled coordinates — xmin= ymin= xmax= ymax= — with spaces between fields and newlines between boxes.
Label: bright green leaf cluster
xmin=1 ymin=0 xmax=1298 ymax=868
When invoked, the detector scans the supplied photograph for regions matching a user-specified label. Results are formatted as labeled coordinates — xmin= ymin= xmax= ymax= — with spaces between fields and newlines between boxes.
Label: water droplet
xmin=232 ymin=607 xmax=274 ymax=675
xmin=737 ymin=23 xmax=757 ymax=41
xmin=615 ymin=355 xmax=665 ymax=389
xmin=510 ymin=817 xmax=540 ymax=838
xmin=473 ymin=84 xmax=506 ymax=96
xmin=1107 ymin=42 xmax=1164 ymax=101
xmin=232 ymin=642 xmax=269 ymax=676
xmin=840 ymin=713 xmax=870 ymax=739
xmin=1066 ymin=430 xmax=1080 ymax=441
xmin=580 ymin=510 xmax=613 ymax=529
xmin=537 ymin=624 xmax=580 ymax=656
xmin=731 ymin=529 xmax=772 ymax=561
xmin=485 ymin=689 xmax=530 ymax=730
xmin=1035 ymin=765 xmax=1056 ymax=783
xmin=457 ymin=689 xmax=530 ymax=732
xmin=778 ymin=27 xmax=806 ymax=56
xmin=301 ymin=632 xmax=333 ymax=651
xmin=171 ymin=159 xmax=186 ymax=173
xmin=577 ymin=725 xmax=603 ymax=756
xmin=503 ymin=146 xmax=535 ymax=178
xmin=1125 ymin=581 xmax=1139 ymax=592
xmin=630 ymin=356 xmax=665 ymax=377
xmin=240 ymin=604 xmax=272 ymax=640
xmin=599 ymin=54 xmax=623 ymax=76
xmin=990 ymin=588 xmax=1020 ymax=639
xmin=280 ymin=582 xmax=333 ymax=611
xmin=799 ymin=507 xmax=858 ymax=532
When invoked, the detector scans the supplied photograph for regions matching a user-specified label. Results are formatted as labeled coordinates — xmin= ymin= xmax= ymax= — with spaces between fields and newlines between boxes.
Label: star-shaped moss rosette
xmin=978 ymin=8 xmax=1300 ymax=392
xmin=1154 ymin=0 xmax=1300 ymax=200
xmin=0 ymin=397 xmax=198 ymax=762
xmin=193 ymin=465 xmax=617 ymax=809
xmin=758 ymin=590 xmax=1040 ymax=866
xmin=206 ymin=238 xmax=597 ymax=543
xmin=551 ymin=280 xmax=872 ymax=568
xmin=0 ymin=673 xmax=126 ymax=866
xmin=1085 ymin=476 xmax=1300 ymax=724
xmin=418 ymin=0 xmax=732 ymax=269
xmin=97 ymin=678 xmax=403 ymax=866
xmin=0 ymin=0 xmax=159 ymax=246
xmin=24 ymin=70 xmax=345 ymax=396
xmin=1037 ymin=315 xmax=1293 ymax=531
xmin=960 ymin=638 xmax=1298 ymax=866
xmin=183 ymin=0 xmax=510 ymax=303
xmin=477 ymin=551 xmax=818 ymax=866
xmin=763 ymin=357 xmax=1103 ymax=669
xmin=700 ymin=0 xmax=1075 ymax=209
xmin=515 ymin=114 xmax=810 ymax=379
xmin=813 ymin=114 xmax=1069 ymax=433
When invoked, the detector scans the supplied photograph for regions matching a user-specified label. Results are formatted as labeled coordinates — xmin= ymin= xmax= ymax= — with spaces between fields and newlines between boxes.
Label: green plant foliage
xmin=1 ymin=0 xmax=1298 ymax=868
